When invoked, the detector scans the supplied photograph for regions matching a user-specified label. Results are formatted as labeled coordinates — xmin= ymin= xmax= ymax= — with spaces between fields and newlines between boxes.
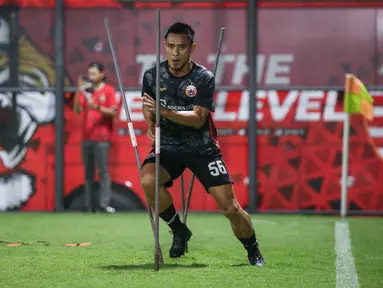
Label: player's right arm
xmin=141 ymin=71 xmax=155 ymax=126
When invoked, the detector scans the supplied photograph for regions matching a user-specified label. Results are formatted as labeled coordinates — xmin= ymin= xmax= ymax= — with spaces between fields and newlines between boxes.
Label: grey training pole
xmin=154 ymin=8 xmax=162 ymax=272
xmin=183 ymin=27 xmax=225 ymax=252
xmin=104 ymin=17 xmax=164 ymax=266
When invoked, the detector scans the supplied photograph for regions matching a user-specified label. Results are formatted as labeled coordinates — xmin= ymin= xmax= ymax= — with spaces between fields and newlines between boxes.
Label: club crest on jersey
xmin=99 ymin=94 xmax=106 ymax=103
xmin=185 ymin=85 xmax=197 ymax=97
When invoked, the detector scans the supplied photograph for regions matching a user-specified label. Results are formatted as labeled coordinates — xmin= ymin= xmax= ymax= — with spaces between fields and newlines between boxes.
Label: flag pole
xmin=341 ymin=74 xmax=374 ymax=218
xmin=341 ymin=74 xmax=353 ymax=218
xmin=340 ymin=112 xmax=350 ymax=218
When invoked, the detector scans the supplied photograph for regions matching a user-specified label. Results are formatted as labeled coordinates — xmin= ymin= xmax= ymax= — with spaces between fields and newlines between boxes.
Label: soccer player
xmin=73 ymin=62 xmax=118 ymax=214
xmin=140 ymin=22 xmax=265 ymax=266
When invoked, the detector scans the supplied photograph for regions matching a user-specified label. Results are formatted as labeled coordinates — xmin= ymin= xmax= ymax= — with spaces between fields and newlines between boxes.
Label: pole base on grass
xmin=159 ymin=247 xmax=164 ymax=264
xmin=154 ymin=249 xmax=161 ymax=271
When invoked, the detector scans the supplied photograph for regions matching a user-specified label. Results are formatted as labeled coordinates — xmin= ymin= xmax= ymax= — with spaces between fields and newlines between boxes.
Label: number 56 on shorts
xmin=208 ymin=160 xmax=228 ymax=176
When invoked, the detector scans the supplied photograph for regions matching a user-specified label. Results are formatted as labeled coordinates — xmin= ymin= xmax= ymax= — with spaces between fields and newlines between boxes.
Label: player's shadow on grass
xmin=100 ymin=263 xmax=207 ymax=270
xmin=230 ymin=263 xmax=249 ymax=267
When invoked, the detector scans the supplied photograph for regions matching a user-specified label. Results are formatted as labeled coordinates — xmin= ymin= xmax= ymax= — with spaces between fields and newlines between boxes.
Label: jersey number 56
xmin=208 ymin=160 xmax=228 ymax=176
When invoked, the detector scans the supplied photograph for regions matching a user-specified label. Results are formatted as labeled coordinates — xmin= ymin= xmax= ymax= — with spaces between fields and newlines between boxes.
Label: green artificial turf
xmin=0 ymin=213 xmax=381 ymax=288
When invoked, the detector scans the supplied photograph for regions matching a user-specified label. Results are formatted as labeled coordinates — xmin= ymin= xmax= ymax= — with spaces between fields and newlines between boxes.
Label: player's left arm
xmin=98 ymin=86 xmax=118 ymax=117
xmin=142 ymin=72 xmax=215 ymax=129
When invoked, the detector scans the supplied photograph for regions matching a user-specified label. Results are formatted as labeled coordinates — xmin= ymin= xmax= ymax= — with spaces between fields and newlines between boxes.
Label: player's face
xmin=87 ymin=67 xmax=104 ymax=84
xmin=165 ymin=33 xmax=195 ymax=72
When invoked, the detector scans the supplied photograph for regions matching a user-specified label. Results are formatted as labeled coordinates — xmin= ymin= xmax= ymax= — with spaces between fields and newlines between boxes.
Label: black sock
xmin=237 ymin=231 xmax=257 ymax=250
xmin=159 ymin=204 xmax=184 ymax=231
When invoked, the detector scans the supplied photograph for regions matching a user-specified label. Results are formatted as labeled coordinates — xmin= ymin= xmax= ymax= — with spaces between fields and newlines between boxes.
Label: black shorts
xmin=141 ymin=149 xmax=233 ymax=192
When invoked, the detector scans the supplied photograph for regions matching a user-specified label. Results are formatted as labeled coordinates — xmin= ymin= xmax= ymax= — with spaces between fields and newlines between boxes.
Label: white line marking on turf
xmin=335 ymin=220 xmax=359 ymax=288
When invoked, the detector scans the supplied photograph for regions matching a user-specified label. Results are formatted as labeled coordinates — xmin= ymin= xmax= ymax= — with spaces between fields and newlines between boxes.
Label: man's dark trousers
xmin=81 ymin=140 xmax=111 ymax=209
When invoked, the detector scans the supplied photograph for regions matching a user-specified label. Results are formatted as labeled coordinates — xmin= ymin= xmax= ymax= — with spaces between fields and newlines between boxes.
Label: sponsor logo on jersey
xmin=159 ymin=99 xmax=193 ymax=111
xmin=160 ymin=99 xmax=167 ymax=107
xmin=167 ymin=104 xmax=194 ymax=111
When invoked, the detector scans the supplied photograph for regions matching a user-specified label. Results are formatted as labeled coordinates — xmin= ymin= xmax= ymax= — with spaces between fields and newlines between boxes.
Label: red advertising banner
xmin=1 ymin=87 xmax=383 ymax=212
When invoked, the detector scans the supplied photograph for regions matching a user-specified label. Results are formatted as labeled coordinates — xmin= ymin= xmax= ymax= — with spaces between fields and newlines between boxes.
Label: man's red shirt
xmin=80 ymin=83 xmax=117 ymax=142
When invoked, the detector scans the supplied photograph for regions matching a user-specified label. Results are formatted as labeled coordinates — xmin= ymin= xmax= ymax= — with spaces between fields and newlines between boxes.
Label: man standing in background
xmin=73 ymin=62 xmax=118 ymax=213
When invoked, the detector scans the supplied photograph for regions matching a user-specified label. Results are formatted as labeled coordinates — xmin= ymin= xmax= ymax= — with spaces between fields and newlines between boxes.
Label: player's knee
xmin=140 ymin=173 xmax=155 ymax=195
xmin=222 ymin=201 xmax=241 ymax=220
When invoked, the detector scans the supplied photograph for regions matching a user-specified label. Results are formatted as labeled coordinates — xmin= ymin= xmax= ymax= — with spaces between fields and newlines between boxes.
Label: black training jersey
xmin=142 ymin=60 xmax=220 ymax=155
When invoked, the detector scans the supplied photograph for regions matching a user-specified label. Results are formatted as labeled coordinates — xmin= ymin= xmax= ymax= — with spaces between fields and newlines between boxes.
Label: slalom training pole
xmin=154 ymin=8 xmax=161 ymax=272
xmin=104 ymin=17 xmax=164 ymax=266
xmin=183 ymin=27 xmax=226 ymax=252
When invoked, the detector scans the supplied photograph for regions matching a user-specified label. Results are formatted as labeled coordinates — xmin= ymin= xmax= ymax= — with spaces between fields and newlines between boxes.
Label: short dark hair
xmin=88 ymin=62 xmax=105 ymax=72
xmin=88 ymin=62 xmax=106 ymax=81
xmin=165 ymin=22 xmax=195 ymax=43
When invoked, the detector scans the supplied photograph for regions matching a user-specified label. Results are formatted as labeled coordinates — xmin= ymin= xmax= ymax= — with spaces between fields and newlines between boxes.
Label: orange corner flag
xmin=344 ymin=74 xmax=374 ymax=121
